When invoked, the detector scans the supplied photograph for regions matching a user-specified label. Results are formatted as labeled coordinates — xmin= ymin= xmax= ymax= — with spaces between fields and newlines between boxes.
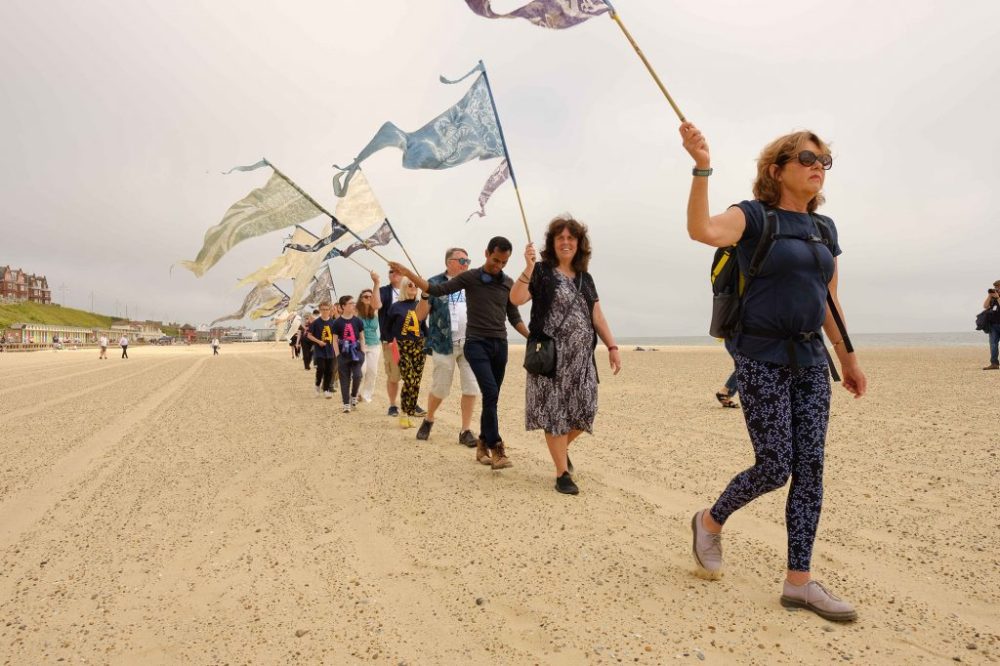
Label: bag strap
xmin=809 ymin=214 xmax=854 ymax=354
xmin=549 ymin=273 xmax=585 ymax=337
xmin=746 ymin=207 xmax=779 ymax=280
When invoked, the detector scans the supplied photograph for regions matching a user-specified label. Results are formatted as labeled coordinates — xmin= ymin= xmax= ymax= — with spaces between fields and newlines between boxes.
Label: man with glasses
xmin=391 ymin=236 xmax=529 ymax=470
xmin=413 ymin=247 xmax=479 ymax=446
xmin=378 ymin=267 xmax=424 ymax=417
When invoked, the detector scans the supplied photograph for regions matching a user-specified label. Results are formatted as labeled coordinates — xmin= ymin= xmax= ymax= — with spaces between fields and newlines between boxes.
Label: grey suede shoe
xmin=780 ymin=580 xmax=857 ymax=622
xmin=691 ymin=510 xmax=723 ymax=579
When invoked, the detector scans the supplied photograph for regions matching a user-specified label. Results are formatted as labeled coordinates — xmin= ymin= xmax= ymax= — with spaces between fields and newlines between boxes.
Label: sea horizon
xmin=617 ymin=331 xmax=987 ymax=348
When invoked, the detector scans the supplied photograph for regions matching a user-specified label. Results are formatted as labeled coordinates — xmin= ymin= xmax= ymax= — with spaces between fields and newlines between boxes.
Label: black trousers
xmin=121 ymin=345 xmax=128 ymax=358
xmin=338 ymin=354 xmax=365 ymax=403
xmin=314 ymin=356 xmax=335 ymax=392
xmin=302 ymin=344 xmax=313 ymax=370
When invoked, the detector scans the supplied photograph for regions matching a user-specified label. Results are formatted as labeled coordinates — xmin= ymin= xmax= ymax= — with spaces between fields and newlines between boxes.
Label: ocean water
xmin=618 ymin=332 xmax=986 ymax=348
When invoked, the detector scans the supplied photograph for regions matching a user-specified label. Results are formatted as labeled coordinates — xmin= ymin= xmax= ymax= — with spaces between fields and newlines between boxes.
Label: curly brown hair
xmin=752 ymin=130 xmax=831 ymax=213
xmin=540 ymin=215 xmax=591 ymax=273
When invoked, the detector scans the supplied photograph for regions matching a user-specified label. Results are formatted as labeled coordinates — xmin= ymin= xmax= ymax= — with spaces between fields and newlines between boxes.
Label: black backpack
xmin=709 ymin=206 xmax=853 ymax=380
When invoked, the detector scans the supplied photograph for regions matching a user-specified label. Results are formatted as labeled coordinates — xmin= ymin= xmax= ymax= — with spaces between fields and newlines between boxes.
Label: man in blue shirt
xmin=414 ymin=247 xmax=479 ymax=446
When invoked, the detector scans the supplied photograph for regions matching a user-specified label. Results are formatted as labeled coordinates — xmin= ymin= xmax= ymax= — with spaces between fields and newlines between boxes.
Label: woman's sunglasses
xmin=451 ymin=257 xmax=472 ymax=266
xmin=783 ymin=150 xmax=833 ymax=170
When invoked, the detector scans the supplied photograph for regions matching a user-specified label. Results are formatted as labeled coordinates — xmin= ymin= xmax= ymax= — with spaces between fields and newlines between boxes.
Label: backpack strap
xmin=746 ymin=207 xmax=779 ymax=279
xmin=809 ymin=214 xmax=855 ymax=355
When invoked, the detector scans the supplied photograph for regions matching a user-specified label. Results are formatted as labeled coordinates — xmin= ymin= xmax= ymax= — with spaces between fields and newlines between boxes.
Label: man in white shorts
xmin=415 ymin=247 xmax=479 ymax=446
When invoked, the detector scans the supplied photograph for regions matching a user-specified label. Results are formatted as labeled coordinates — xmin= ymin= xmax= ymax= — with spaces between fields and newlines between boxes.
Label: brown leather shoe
xmin=490 ymin=440 xmax=512 ymax=470
xmin=475 ymin=439 xmax=492 ymax=465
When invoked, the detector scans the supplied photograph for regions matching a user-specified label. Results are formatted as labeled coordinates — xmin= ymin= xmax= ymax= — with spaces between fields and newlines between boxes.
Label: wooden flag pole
xmin=343 ymin=254 xmax=373 ymax=274
xmin=603 ymin=2 xmax=686 ymax=122
xmin=383 ymin=218 xmax=421 ymax=277
xmin=478 ymin=60 xmax=532 ymax=244
xmin=266 ymin=160 xmax=394 ymax=264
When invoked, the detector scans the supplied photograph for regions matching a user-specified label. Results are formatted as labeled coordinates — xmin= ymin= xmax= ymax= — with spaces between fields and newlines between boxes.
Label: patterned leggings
xmin=397 ymin=339 xmax=426 ymax=416
xmin=710 ymin=353 xmax=831 ymax=572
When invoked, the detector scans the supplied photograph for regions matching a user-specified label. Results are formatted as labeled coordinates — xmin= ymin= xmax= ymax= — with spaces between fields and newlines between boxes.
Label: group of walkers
xmin=282 ymin=122 xmax=870 ymax=623
xmin=96 ymin=335 xmax=130 ymax=359
xmin=290 ymin=225 xmax=622 ymax=492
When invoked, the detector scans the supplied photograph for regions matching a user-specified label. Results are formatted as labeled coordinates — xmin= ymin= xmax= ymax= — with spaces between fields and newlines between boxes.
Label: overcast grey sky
xmin=2 ymin=1 xmax=997 ymax=334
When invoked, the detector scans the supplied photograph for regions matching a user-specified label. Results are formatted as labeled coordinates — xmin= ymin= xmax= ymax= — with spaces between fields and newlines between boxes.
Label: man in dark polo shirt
xmin=390 ymin=236 xmax=529 ymax=469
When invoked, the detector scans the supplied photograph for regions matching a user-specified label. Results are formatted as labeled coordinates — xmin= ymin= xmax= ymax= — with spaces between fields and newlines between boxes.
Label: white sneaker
xmin=350 ymin=397 xmax=358 ymax=410
xmin=342 ymin=404 xmax=351 ymax=413
xmin=324 ymin=391 xmax=334 ymax=399
xmin=314 ymin=385 xmax=321 ymax=397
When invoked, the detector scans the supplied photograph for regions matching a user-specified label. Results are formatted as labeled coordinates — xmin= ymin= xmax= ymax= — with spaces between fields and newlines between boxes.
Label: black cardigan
xmin=527 ymin=263 xmax=599 ymax=343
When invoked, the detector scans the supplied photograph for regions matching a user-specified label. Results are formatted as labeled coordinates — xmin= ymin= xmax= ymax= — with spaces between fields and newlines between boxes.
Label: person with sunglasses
xmin=356 ymin=273 xmax=383 ymax=402
xmin=680 ymin=121 xmax=867 ymax=622
xmin=377 ymin=267 xmax=408 ymax=416
xmin=413 ymin=247 xmax=480 ymax=446
xmin=390 ymin=236 xmax=529 ymax=469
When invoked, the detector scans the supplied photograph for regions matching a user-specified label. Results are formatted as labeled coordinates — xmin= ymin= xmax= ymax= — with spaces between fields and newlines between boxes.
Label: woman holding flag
xmin=680 ymin=120 xmax=866 ymax=622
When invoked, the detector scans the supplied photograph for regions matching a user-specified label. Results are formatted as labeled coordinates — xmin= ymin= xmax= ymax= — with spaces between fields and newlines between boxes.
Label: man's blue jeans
xmin=990 ymin=324 xmax=1000 ymax=366
xmin=463 ymin=336 xmax=508 ymax=448
xmin=724 ymin=371 xmax=739 ymax=396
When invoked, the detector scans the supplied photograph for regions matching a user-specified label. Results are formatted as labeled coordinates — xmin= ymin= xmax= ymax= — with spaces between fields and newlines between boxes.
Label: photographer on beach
xmin=983 ymin=280 xmax=1000 ymax=370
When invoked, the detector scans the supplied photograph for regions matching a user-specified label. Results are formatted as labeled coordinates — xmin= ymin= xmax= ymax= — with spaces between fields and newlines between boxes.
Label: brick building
xmin=0 ymin=266 xmax=51 ymax=304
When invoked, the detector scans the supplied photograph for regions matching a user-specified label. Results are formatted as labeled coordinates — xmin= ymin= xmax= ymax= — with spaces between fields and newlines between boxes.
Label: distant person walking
xmin=984 ymin=280 xmax=1000 ymax=370
xmin=510 ymin=217 xmax=621 ymax=495
xmin=331 ymin=295 xmax=366 ymax=413
xmin=307 ymin=301 xmax=337 ymax=399
xmin=298 ymin=313 xmax=315 ymax=371
xmin=119 ymin=335 xmax=129 ymax=359
xmin=715 ymin=350 xmax=739 ymax=408
xmin=98 ymin=335 xmax=109 ymax=360
xmin=681 ymin=121 xmax=867 ymax=622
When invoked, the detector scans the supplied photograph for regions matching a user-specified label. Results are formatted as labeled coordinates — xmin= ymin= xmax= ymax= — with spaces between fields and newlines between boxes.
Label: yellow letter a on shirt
xmin=402 ymin=311 xmax=420 ymax=337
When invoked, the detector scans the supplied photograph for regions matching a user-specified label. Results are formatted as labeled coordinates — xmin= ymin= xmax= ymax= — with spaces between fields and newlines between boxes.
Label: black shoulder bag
xmin=524 ymin=274 xmax=583 ymax=378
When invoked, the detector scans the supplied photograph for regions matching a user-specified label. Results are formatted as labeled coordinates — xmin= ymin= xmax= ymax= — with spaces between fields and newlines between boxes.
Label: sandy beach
xmin=0 ymin=344 xmax=997 ymax=664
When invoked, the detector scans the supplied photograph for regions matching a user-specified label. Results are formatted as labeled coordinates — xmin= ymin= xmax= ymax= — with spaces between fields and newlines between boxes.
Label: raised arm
xmin=510 ymin=243 xmax=535 ymax=306
xmin=370 ymin=272 xmax=383 ymax=311
xmin=679 ymin=121 xmax=747 ymax=248
xmin=389 ymin=262 xmax=430 ymax=293
xmin=415 ymin=295 xmax=430 ymax=321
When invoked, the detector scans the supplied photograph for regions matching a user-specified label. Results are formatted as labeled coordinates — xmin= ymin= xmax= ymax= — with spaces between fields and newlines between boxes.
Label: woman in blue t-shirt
xmin=386 ymin=277 xmax=426 ymax=429
xmin=680 ymin=121 xmax=868 ymax=623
